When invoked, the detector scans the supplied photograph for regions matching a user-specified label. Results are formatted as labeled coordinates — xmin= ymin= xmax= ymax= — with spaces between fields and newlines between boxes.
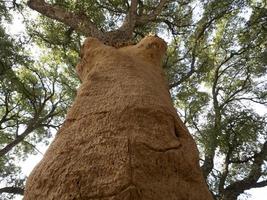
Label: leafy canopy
xmin=0 ymin=0 xmax=266 ymax=200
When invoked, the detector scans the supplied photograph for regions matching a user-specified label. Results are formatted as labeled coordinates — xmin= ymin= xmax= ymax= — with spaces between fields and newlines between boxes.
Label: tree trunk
xmin=23 ymin=36 xmax=213 ymax=200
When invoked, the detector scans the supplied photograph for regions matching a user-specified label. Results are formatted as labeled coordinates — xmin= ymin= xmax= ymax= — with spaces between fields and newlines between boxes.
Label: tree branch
xmin=202 ymin=62 xmax=223 ymax=179
xmin=168 ymin=7 xmax=230 ymax=89
xmin=0 ymin=122 xmax=36 ymax=157
xmin=229 ymin=155 xmax=255 ymax=164
xmin=221 ymin=73 xmax=251 ymax=108
xmin=218 ymin=146 xmax=232 ymax=194
xmin=224 ymin=140 xmax=267 ymax=195
xmin=27 ymin=0 xmax=103 ymax=38
xmin=23 ymin=140 xmax=44 ymax=155
xmin=117 ymin=0 xmax=138 ymax=38
xmin=0 ymin=96 xmax=60 ymax=157
xmin=0 ymin=186 xmax=24 ymax=195
xmin=252 ymin=180 xmax=267 ymax=188
xmin=27 ymin=0 xmax=140 ymax=44
xmin=136 ymin=0 xmax=170 ymax=25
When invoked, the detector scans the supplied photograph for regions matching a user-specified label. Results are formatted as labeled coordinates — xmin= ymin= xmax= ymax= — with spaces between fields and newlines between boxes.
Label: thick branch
xmin=116 ymin=0 xmax=138 ymax=40
xmin=0 ymin=187 xmax=24 ymax=195
xmin=201 ymin=64 xmax=222 ymax=179
xmin=127 ymin=0 xmax=138 ymax=27
xmin=201 ymin=153 xmax=215 ymax=180
xmin=252 ymin=180 xmax=267 ymax=188
xmin=218 ymin=145 xmax=232 ymax=194
xmin=27 ymin=0 xmax=174 ymax=44
xmin=224 ymin=140 xmax=267 ymax=195
xmin=0 ymin=123 xmax=35 ymax=157
xmin=27 ymin=0 xmax=103 ymax=38
xmin=27 ymin=0 xmax=136 ymax=44
xmin=0 ymin=97 xmax=60 ymax=157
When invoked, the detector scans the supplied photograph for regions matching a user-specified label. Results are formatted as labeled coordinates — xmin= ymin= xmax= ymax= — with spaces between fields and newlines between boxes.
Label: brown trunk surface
xmin=24 ymin=36 xmax=213 ymax=200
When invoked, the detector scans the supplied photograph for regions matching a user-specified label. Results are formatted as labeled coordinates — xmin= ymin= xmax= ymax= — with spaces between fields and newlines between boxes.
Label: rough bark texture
xmin=24 ymin=36 xmax=213 ymax=200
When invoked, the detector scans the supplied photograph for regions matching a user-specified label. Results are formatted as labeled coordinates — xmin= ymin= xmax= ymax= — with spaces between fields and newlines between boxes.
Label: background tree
xmin=0 ymin=0 xmax=266 ymax=199
xmin=0 ymin=1 xmax=78 ymax=199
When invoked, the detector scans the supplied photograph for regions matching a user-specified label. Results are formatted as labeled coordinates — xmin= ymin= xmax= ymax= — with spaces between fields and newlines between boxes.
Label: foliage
xmin=0 ymin=1 xmax=79 ymax=199
xmin=0 ymin=0 xmax=266 ymax=200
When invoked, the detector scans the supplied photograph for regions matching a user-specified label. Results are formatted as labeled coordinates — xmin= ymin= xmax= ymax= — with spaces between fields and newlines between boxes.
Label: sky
xmin=5 ymin=3 xmax=267 ymax=200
